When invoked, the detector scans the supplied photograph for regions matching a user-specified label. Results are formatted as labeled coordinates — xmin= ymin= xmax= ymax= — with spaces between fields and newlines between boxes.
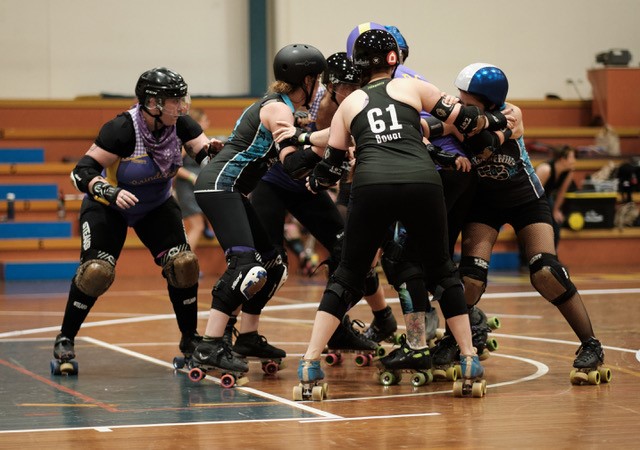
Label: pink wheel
xmin=325 ymin=353 xmax=340 ymax=366
xmin=188 ymin=367 xmax=205 ymax=382
xmin=354 ymin=354 xmax=369 ymax=367
xmin=220 ymin=373 xmax=236 ymax=388
xmin=262 ymin=361 xmax=279 ymax=375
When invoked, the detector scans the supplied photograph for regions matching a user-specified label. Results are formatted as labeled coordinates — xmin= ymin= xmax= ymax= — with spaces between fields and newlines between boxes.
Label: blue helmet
xmin=454 ymin=63 xmax=509 ymax=108
xmin=384 ymin=26 xmax=409 ymax=62
xmin=346 ymin=22 xmax=386 ymax=59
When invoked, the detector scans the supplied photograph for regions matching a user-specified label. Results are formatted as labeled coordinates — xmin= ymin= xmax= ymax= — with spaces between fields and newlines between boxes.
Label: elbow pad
xmin=453 ymin=105 xmax=483 ymax=134
xmin=70 ymin=155 xmax=104 ymax=193
xmin=424 ymin=116 xmax=445 ymax=139
xmin=484 ymin=111 xmax=507 ymax=131
xmin=282 ymin=146 xmax=322 ymax=179
xmin=307 ymin=146 xmax=347 ymax=193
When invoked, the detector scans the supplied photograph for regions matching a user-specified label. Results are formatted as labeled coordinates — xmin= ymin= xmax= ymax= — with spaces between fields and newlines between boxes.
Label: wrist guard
xmin=307 ymin=146 xmax=346 ymax=193
xmin=92 ymin=181 xmax=122 ymax=205
xmin=195 ymin=142 xmax=218 ymax=167
xmin=501 ymin=127 xmax=513 ymax=141
xmin=426 ymin=143 xmax=459 ymax=168
xmin=484 ymin=111 xmax=507 ymax=130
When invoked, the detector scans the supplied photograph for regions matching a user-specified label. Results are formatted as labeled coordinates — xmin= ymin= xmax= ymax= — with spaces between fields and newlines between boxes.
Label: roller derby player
xmin=52 ymin=67 xmax=222 ymax=375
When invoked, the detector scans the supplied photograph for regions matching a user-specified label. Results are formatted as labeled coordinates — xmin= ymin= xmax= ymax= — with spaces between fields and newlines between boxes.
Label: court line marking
xmin=298 ymin=412 xmax=440 ymax=423
xmin=321 ymin=352 xmax=549 ymax=403
xmin=80 ymin=336 xmax=341 ymax=420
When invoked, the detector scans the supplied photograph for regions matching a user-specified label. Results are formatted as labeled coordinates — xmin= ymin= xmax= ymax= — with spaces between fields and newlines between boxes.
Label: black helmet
xmin=322 ymin=52 xmax=361 ymax=86
xmin=352 ymin=29 xmax=399 ymax=71
xmin=273 ymin=44 xmax=327 ymax=86
xmin=135 ymin=67 xmax=188 ymax=104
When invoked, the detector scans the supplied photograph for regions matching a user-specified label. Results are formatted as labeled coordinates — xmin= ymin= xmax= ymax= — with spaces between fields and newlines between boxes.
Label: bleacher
xmin=1 ymin=98 xmax=639 ymax=280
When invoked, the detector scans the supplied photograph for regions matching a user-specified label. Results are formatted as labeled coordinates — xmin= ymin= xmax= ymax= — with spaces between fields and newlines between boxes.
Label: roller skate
xmin=570 ymin=337 xmax=612 ymax=385
xmin=232 ymin=331 xmax=286 ymax=375
xmin=430 ymin=333 xmax=460 ymax=382
xmin=187 ymin=337 xmax=249 ymax=388
xmin=172 ymin=330 xmax=203 ymax=369
xmin=325 ymin=315 xmax=386 ymax=367
xmin=363 ymin=307 xmax=400 ymax=344
xmin=469 ymin=306 xmax=500 ymax=360
xmin=453 ymin=354 xmax=486 ymax=397
xmin=50 ymin=333 xmax=78 ymax=375
xmin=293 ymin=359 xmax=328 ymax=401
xmin=376 ymin=334 xmax=433 ymax=387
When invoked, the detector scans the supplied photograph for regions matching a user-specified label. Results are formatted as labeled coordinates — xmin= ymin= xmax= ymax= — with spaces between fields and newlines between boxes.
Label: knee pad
xmin=75 ymin=258 xmax=115 ymax=297
xmin=459 ymin=256 xmax=489 ymax=306
xmin=213 ymin=250 xmax=267 ymax=314
xmin=242 ymin=250 xmax=288 ymax=315
xmin=529 ymin=253 xmax=576 ymax=305
xmin=317 ymin=266 xmax=364 ymax=318
xmin=363 ymin=267 xmax=380 ymax=297
xmin=160 ymin=245 xmax=200 ymax=288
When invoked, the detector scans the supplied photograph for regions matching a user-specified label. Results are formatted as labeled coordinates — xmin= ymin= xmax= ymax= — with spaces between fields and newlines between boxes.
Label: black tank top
xmin=348 ymin=79 xmax=441 ymax=189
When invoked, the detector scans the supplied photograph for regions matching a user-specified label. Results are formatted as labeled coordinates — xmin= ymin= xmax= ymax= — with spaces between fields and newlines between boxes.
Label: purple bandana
xmin=132 ymin=104 xmax=182 ymax=177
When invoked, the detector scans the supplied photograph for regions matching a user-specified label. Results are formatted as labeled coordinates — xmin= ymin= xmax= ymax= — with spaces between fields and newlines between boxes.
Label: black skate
xmin=172 ymin=330 xmax=203 ymax=369
xmin=363 ymin=308 xmax=399 ymax=344
xmin=232 ymin=331 xmax=286 ymax=375
xmin=325 ymin=315 xmax=386 ymax=367
xmin=188 ymin=337 xmax=249 ymax=388
xmin=570 ymin=337 xmax=612 ymax=385
xmin=376 ymin=334 xmax=433 ymax=387
xmin=469 ymin=306 xmax=500 ymax=360
xmin=430 ymin=333 xmax=460 ymax=381
xmin=50 ymin=333 xmax=78 ymax=375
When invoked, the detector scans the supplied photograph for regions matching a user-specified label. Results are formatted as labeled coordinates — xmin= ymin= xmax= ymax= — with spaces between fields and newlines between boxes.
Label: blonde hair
xmin=267 ymin=80 xmax=295 ymax=95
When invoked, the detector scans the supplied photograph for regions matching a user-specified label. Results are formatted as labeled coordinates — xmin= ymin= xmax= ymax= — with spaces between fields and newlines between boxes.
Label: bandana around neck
xmin=132 ymin=104 xmax=182 ymax=177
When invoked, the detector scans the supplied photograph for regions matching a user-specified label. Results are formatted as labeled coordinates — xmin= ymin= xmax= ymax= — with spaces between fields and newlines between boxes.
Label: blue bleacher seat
xmin=0 ymin=261 xmax=79 ymax=280
xmin=0 ymin=221 xmax=72 ymax=239
xmin=0 ymin=184 xmax=58 ymax=200
xmin=0 ymin=148 xmax=45 ymax=163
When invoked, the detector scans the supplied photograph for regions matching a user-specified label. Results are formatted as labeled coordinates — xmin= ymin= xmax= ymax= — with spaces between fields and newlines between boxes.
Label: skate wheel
xmin=447 ymin=366 xmax=459 ymax=381
xmin=375 ymin=345 xmax=386 ymax=357
xmin=599 ymin=367 xmax=612 ymax=383
xmin=587 ymin=370 xmax=601 ymax=385
xmin=435 ymin=328 xmax=446 ymax=340
xmin=173 ymin=356 xmax=186 ymax=369
xmin=188 ymin=367 xmax=206 ymax=382
xmin=411 ymin=372 xmax=427 ymax=387
xmin=321 ymin=382 xmax=329 ymax=396
xmin=50 ymin=359 xmax=61 ymax=375
xmin=379 ymin=371 xmax=398 ymax=386
xmin=452 ymin=380 xmax=463 ymax=397
xmin=220 ymin=373 xmax=236 ymax=388
xmin=60 ymin=361 xmax=78 ymax=375
xmin=354 ymin=354 xmax=369 ymax=367
xmin=472 ymin=380 xmax=485 ymax=398
xmin=311 ymin=385 xmax=324 ymax=401
xmin=293 ymin=385 xmax=303 ymax=401
xmin=486 ymin=338 xmax=498 ymax=352
xmin=570 ymin=369 xmax=588 ymax=385
xmin=487 ymin=317 xmax=500 ymax=330
xmin=325 ymin=353 xmax=340 ymax=366
xmin=262 ymin=361 xmax=279 ymax=375
xmin=478 ymin=349 xmax=491 ymax=361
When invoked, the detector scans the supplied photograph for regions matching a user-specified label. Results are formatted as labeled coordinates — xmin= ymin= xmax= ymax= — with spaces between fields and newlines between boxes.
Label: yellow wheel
xmin=599 ymin=367 xmax=612 ymax=383
xmin=472 ymin=381 xmax=485 ymax=398
xmin=567 ymin=212 xmax=584 ymax=231
xmin=588 ymin=370 xmax=601 ymax=385
xmin=321 ymin=382 xmax=329 ymax=396
xmin=311 ymin=385 xmax=324 ymax=401
xmin=487 ymin=317 xmax=500 ymax=330
xmin=452 ymin=380 xmax=463 ymax=397
xmin=293 ymin=385 xmax=303 ymax=401
xmin=379 ymin=371 xmax=397 ymax=386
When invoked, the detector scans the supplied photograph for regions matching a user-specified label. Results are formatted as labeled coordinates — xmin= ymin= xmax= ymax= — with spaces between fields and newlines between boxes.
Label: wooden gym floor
xmin=0 ymin=266 xmax=639 ymax=449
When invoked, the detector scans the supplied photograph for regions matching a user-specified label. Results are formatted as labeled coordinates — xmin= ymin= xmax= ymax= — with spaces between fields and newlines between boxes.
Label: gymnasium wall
xmin=1 ymin=0 xmax=639 ymax=100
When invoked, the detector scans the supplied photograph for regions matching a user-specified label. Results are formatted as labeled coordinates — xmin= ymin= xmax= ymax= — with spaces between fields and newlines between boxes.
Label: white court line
xmin=80 ymin=336 xmax=341 ymax=420
xmin=299 ymin=412 xmax=440 ymax=423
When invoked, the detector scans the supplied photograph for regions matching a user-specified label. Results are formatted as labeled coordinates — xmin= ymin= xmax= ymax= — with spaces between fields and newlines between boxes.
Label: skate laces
xmin=575 ymin=338 xmax=604 ymax=363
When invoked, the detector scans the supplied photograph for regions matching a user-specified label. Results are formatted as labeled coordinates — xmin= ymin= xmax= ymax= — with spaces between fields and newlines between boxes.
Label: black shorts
xmin=466 ymin=195 xmax=553 ymax=233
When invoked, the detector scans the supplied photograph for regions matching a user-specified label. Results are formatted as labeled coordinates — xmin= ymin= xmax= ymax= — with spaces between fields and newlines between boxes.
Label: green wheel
xmin=379 ymin=371 xmax=397 ymax=386
xmin=486 ymin=338 xmax=498 ymax=352
xmin=487 ymin=317 xmax=500 ymax=330
xmin=411 ymin=372 xmax=427 ymax=387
